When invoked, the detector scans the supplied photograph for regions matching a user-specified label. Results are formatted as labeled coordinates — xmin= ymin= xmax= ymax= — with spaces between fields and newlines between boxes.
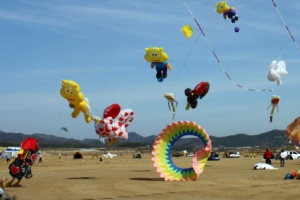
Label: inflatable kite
xmin=60 ymin=79 xmax=91 ymax=123
xmin=164 ymin=93 xmax=178 ymax=119
xmin=144 ymin=47 xmax=172 ymax=82
xmin=185 ymin=82 xmax=210 ymax=110
xmin=215 ymin=1 xmax=238 ymax=23
xmin=267 ymin=60 xmax=288 ymax=85
xmin=92 ymin=104 xmax=134 ymax=147
xmin=254 ymin=163 xmax=277 ymax=170
xmin=5 ymin=138 xmax=39 ymax=187
xmin=286 ymin=117 xmax=300 ymax=149
xmin=91 ymin=115 xmax=106 ymax=144
xmin=152 ymin=121 xmax=212 ymax=181
xmin=266 ymin=95 xmax=280 ymax=122
xmin=181 ymin=25 xmax=193 ymax=39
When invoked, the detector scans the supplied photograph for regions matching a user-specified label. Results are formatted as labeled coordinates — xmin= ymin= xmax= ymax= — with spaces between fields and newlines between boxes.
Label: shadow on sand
xmin=129 ymin=177 xmax=164 ymax=181
xmin=66 ymin=177 xmax=97 ymax=180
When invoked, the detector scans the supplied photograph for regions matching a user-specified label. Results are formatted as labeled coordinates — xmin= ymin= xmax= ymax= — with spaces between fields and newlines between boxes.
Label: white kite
xmin=267 ymin=60 xmax=288 ymax=85
xmin=254 ymin=163 xmax=277 ymax=170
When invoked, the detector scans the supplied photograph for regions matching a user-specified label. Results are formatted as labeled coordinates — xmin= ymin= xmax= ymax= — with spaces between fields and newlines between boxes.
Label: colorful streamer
xmin=152 ymin=121 xmax=212 ymax=181
xmin=271 ymin=0 xmax=300 ymax=54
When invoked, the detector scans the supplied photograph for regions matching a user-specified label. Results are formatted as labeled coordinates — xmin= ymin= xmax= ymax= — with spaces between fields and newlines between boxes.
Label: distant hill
xmin=173 ymin=130 xmax=288 ymax=151
xmin=0 ymin=129 xmax=290 ymax=150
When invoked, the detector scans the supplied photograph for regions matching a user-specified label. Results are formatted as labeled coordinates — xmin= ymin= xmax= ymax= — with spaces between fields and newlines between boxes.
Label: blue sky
xmin=0 ymin=0 xmax=300 ymax=141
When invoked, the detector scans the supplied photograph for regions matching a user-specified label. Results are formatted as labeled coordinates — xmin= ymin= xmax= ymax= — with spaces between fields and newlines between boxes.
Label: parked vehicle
xmin=135 ymin=154 xmax=142 ymax=158
xmin=186 ymin=153 xmax=195 ymax=157
xmin=224 ymin=152 xmax=240 ymax=158
xmin=208 ymin=152 xmax=220 ymax=161
xmin=173 ymin=153 xmax=182 ymax=157
xmin=283 ymin=151 xmax=300 ymax=160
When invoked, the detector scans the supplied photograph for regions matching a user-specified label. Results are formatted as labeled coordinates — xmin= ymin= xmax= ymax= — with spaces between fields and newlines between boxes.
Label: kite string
xmin=181 ymin=0 xmax=273 ymax=92
xmin=172 ymin=22 xmax=220 ymax=88
xmin=173 ymin=31 xmax=201 ymax=88
xmin=271 ymin=0 xmax=300 ymax=54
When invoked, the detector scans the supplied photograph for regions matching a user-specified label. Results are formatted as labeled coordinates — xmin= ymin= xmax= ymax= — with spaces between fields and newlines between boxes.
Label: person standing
xmin=38 ymin=154 xmax=43 ymax=163
xmin=5 ymin=154 xmax=11 ymax=164
xmin=264 ymin=148 xmax=272 ymax=165
xmin=280 ymin=150 xmax=286 ymax=167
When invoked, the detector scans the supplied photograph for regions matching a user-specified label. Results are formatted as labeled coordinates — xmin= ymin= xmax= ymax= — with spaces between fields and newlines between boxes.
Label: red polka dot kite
xmin=91 ymin=104 xmax=134 ymax=146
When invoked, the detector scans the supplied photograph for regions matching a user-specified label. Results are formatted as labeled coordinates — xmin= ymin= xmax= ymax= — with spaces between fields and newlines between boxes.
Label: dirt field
xmin=0 ymin=149 xmax=300 ymax=200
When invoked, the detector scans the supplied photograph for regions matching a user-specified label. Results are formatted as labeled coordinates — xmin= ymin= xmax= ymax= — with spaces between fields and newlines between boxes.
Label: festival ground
xmin=0 ymin=150 xmax=299 ymax=200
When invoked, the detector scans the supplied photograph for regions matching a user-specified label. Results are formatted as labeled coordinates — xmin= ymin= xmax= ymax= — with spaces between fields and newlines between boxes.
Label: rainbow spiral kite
xmin=152 ymin=121 xmax=212 ymax=181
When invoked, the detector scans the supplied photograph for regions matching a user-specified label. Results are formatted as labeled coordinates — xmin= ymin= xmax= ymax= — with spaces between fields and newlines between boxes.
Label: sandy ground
xmin=0 ymin=150 xmax=300 ymax=200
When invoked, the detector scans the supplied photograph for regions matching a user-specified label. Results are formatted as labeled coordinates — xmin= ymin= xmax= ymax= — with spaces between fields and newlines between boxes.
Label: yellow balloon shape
xmin=60 ymin=80 xmax=91 ymax=123
xmin=215 ymin=1 xmax=230 ymax=14
xmin=144 ymin=47 xmax=168 ymax=63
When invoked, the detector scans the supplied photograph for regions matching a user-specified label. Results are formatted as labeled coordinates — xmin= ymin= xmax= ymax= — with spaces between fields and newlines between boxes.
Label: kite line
xmin=181 ymin=0 xmax=273 ymax=92
xmin=271 ymin=0 xmax=300 ymax=54
xmin=173 ymin=31 xmax=201 ymax=88
xmin=173 ymin=22 xmax=219 ymax=88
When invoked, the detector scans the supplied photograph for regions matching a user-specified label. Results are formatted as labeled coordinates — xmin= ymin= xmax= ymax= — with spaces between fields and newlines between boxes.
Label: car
xmin=208 ymin=152 xmax=220 ymax=161
xmin=173 ymin=153 xmax=182 ymax=157
xmin=135 ymin=154 xmax=142 ymax=159
xmin=227 ymin=152 xmax=241 ymax=158
xmin=283 ymin=151 xmax=300 ymax=160
xmin=186 ymin=153 xmax=195 ymax=157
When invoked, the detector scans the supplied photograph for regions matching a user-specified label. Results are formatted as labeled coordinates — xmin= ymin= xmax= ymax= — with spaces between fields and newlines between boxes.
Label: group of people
xmin=264 ymin=148 xmax=286 ymax=167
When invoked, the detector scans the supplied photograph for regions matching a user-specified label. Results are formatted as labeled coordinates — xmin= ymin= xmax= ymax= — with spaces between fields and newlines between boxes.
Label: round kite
xmin=152 ymin=121 xmax=212 ymax=181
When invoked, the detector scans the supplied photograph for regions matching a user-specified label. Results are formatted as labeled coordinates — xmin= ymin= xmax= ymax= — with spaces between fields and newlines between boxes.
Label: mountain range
xmin=0 ymin=129 xmax=291 ymax=150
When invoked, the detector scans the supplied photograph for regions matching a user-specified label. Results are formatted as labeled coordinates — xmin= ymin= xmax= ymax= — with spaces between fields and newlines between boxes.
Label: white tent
xmin=4 ymin=147 xmax=21 ymax=158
